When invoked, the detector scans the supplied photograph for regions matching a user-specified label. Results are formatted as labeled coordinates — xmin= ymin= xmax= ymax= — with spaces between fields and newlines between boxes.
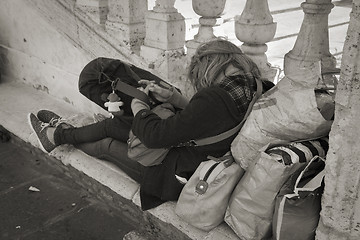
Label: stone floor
xmin=0 ymin=136 xmax=143 ymax=240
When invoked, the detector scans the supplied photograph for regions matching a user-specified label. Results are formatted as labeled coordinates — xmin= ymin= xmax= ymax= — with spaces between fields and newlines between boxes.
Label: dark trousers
xmin=76 ymin=139 xmax=142 ymax=182
xmin=54 ymin=58 xmax=148 ymax=182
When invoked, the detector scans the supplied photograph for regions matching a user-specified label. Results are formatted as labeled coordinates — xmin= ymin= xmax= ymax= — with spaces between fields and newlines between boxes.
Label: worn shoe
xmin=28 ymin=113 xmax=57 ymax=153
xmin=37 ymin=109 xmax=73 ymax=128
xmin=37 ymin=109 xmax=61 ymax=123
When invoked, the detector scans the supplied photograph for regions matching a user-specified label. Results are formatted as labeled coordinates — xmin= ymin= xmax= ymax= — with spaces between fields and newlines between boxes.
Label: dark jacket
xmin=132 ymin=78 xmax=274 ymax=210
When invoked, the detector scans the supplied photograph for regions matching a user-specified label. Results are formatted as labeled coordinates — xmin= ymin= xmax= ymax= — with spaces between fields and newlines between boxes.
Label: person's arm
xmin=131 ymin=88 xmax=236 ymax=149
xmin=131 ymin=98 xmax=150 ymax=116
xmin=138 ymin=80 xmax=189 ymax=109
xmin=165 ymin=87 xmax=189 ymax=110
xmin=131 ymin=85 xmax=151 ymax=116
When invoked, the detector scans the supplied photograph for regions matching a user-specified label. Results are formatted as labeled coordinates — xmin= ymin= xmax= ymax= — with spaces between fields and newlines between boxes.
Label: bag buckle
xmin=177 ymin=140 xmax=197 ymax=147
xmin=195 ymin=180 xmax=208 ymax=195
xmin=188 ymin=140 xmax=197 ymax=147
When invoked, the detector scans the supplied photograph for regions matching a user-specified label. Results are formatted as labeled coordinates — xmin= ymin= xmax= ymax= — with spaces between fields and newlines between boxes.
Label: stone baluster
xmin=76 ymin=0 xmax=108 ymax=25
xmin=140 ymin=0 xmax=191 ymax=97
xmin=234 ymin=0 xmax=277 ymax=81
xmin=284 ymin=0 xmax=336 ymax=85
xmin=186 ymin=0 xmax=226 ymax=56
xmin=105 ymin=0 xmax=147 ymax=51
xmin=316 ymin=1 xmax=360 ymax=239
xmin=141 ymin=0 xmax=185 ymax=52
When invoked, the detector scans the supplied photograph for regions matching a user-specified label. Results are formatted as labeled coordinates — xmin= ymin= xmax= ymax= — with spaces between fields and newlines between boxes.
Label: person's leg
xmin=76 ymin=138 xmax=143 ymax=183
xmin=54 ymin=115 xmax=133 ymax=145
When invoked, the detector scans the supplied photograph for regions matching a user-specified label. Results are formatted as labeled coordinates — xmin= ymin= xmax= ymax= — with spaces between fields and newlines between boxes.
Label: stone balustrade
xmin=76 ymin=0 xmax=108 ymax=25
xmin=105 ymin=0 xmax=147 ymax=50
xmin=139 ymin=0 xmax=192 ymax=96
xmin=235 ymin=0 xmax=277 ymax=81
xmin=284 ymin=0 xmax=336 ymax=87
xmin=75 ymin=0 xmax=278 ymax=88
xmin=185 ymin=0 xmax=226 ymax=56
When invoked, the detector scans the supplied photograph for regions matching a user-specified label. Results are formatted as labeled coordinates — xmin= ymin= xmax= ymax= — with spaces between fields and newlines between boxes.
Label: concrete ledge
xmin=0 ymin=81 xmax=240 ymax=240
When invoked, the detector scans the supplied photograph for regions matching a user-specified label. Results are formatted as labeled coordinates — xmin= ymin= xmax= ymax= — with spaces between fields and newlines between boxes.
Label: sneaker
xmin=28 ymin=113 xmax=57 ymax=153
xmin=37 ymin=109 xmax=73 ymax=128
xmin=37 ymin=109 xmax=61 ymax=123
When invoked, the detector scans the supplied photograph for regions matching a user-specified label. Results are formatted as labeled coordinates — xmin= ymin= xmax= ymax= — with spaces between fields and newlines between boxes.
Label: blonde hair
xmin=188 ymin=38 xmax=262 ymax=91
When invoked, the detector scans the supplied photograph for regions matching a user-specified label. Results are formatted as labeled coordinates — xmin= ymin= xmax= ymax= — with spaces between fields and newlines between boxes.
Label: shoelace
xmin=39 ymin=113 xmax=108 ymax=132
xmin=40 ymin=117 xmax=68 ymax=132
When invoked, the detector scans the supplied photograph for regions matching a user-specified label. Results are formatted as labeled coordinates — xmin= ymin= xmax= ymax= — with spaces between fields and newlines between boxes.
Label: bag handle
xmin=205 ymin=154 xmax=234 ymax=183
xmin=192 ymin=77 xmax=263 ymax=146
xmin=196 ymin=154 xmax=234 ymax=195
xmin=293 ymin=156 xmax=325 ymax=195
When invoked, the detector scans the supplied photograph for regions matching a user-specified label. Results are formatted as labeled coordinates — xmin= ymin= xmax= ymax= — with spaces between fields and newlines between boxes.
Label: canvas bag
xmin=224 ymin=138 xmax=328 ymax=240
xmin=127 ymin=103 xmax=175 ymax=166
xmin=175 ymin=153 xmax=244 ymax=231
xmin=231 ymin=75 xmax=334 ymax=170
xmin=272 ymin=156 xmax=325 ymax=240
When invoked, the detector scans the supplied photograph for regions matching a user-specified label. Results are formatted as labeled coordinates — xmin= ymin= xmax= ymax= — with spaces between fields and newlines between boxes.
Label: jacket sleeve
xmin=131 ymin=88 xmax=235 ymax=149
xmin=166 ymin=87 xmax=189 ymax=110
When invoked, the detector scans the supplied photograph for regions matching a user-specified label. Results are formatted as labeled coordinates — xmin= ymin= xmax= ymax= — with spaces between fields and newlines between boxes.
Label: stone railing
xmin=75 ymin=0 xmax=278 ymax=98
xmin=75 ymin=0 xmax=340 ymax=93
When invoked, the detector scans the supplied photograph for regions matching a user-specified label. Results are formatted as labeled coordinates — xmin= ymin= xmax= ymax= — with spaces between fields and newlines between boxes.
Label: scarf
xmin=218 ymin=73 xmax=257 ymax=114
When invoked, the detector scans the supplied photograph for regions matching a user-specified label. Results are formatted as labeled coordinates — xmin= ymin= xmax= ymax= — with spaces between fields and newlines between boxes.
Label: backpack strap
xmin=114 ymin=63 xmax=173 ymax=106
xmin=115 ymin=80 xmax=151 ymax=106
xmin=190 ymin=77 xmax=263 ymax=147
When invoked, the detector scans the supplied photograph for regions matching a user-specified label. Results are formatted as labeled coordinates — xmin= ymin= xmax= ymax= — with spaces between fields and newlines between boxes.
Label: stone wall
xmin=316 ymin=1 xmax=360 ymax=239
xmin=0 ymin=0 xmax=104 ymax=114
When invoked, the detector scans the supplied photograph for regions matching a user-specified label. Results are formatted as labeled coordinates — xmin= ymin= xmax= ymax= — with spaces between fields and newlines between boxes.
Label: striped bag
xmin=224 ymin=137 xmax=328 ymax=240
xmin=266 ymin=138 xmax=329 ymax=165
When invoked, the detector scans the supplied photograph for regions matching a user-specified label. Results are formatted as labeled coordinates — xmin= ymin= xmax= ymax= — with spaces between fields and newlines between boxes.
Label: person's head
xmin=188 ymin=38 xmax=262 ymax=91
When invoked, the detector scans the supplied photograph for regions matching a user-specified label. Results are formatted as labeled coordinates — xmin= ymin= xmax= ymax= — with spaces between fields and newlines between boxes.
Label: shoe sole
xmin=27 ymin=113 xmax=50 ymax=153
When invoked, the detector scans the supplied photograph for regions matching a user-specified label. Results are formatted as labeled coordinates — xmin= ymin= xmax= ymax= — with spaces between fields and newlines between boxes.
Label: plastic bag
xmin=231 ymin=77 xmax=333 ymax=170
xmin=224 ymin=138 xmax=328 ymax=240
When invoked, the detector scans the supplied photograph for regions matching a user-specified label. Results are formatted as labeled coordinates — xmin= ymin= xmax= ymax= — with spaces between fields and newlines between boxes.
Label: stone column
xmin=76 ymin=0 xmax=108 ymax=25
xmin=140 ymin=0 xmax=192 ymax=97
xmin=141 ymin=0 xmax=185 ymax=51
xmin=105 ymin=0 xmax=147 ymax=50
xmin=234 ymin=0 xmax=277 ymax=81
xmin=316 ymin=1 xmax=360 ymax=239
xmin=284 ymin=0 xmax=336 ymax=84
xmin=186 ymin=0 xmax=226 ymax=56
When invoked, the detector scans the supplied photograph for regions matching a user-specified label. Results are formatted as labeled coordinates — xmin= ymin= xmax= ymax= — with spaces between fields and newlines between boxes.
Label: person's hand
xmin=131 ymin=85 xmax=151 ymax=116
xmin=136 ymin=84 xmax=149 ymax=96
xmin=139 ymin=80 xmax=173 ymax=102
